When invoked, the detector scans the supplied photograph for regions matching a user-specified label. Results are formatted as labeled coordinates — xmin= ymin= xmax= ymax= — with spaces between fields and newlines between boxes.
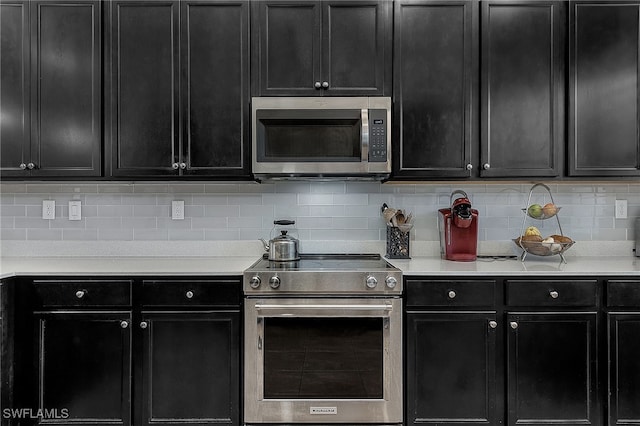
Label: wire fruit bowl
xmin=521 ymin=206 xmax=562 ymax=220
xmin=513 ymin=236 xmax=575 ymax=257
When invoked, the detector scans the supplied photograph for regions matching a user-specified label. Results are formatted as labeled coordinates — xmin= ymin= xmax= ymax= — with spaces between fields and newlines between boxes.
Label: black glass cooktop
xmin=251 ymin=253 xmax=396 ymax=271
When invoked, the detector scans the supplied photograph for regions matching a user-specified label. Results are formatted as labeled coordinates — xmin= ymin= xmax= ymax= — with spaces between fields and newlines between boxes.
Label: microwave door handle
xmin=361 ymin=108 xmax=369 ymax=162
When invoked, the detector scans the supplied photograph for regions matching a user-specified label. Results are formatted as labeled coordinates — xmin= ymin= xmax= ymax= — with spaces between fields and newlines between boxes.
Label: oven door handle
xmin=255 ymin=303 xmax=393 ymax=315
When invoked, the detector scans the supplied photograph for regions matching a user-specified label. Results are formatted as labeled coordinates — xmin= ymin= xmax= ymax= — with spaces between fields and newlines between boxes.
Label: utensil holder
xmin=386 ymin=226 xmax=410 ymax=259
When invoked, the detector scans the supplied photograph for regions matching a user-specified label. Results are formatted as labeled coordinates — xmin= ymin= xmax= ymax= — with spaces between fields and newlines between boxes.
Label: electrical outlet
xmin=69 ymin=201 xmax=82 ymax=221
xmin=42 ymin=200 xmax=55 ymax=220
xmin=172 ymin=200 xmax=185 ymax=220
xmin=615 ymin=199 xmax=628 ymax=219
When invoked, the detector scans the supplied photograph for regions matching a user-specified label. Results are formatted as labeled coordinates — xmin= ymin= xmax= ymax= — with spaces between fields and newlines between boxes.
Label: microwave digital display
xmin=373 ymin=119 xmax=384 ymax=124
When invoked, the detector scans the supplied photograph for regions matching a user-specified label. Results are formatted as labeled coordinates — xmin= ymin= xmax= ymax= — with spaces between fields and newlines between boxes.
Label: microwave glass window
xmin=263 ymin=317 xmax=383 ymax=399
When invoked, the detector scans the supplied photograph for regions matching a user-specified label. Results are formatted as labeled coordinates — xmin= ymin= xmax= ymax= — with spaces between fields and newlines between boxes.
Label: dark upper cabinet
xmin=507 ymin=313 xmax=598 ymax=426
xmin=1 ymin=1 xmax=101 ymax=178
xmin=569 ymin=1 xmax=640 ymax=177
xmin=393 ymin=0 xmax=564 ymax=180
xmin=107 ymin=0 xmax=250 ymax=178
xmin=393 ymin=0 xmax=477 ymax=179
xmin=481 ymin=1 xmax=564 ymax=178
xmin=251 ymin=0 xmax=391 ymax=96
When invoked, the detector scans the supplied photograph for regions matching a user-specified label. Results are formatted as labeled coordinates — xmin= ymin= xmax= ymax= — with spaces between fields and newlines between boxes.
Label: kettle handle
xmin=274 ymin=219 xmax=295 ymax=226
xmin=450 ymin=190 xmax=469 ymax=209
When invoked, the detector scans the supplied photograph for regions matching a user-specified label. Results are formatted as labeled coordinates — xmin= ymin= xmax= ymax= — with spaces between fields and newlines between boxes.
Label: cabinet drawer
xmin=142 ymin=279 xmax=241 ymax=307
xmin=406 ymin=280 xmax=496 ymax=307
xmin=506 ymin=280 xmax=597 ymax=307
xmin=34 ymin=280 xmax=132 ymax=307
xmin=607 ymin=280 xmax=640 ymax=307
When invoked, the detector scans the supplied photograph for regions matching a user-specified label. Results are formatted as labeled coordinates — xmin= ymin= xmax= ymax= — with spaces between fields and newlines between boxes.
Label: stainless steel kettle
xmin=260 ymin=220 xmax=300 ymax=261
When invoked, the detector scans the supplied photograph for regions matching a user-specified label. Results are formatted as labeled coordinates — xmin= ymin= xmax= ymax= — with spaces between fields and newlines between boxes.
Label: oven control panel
xmin=243 ymin=272 xmax=402 ymax=295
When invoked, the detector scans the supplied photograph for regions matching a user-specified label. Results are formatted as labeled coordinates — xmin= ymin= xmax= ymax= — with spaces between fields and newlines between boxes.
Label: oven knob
xmin=385 ymin=276 xmax=398 ymax=289
xmin=269 ymin=276 xmax=281 ymax=289
xmin=249 ymin=276 xmax=261 ymax=289
xmin=366 ymin=276 xmax=378 ymax=289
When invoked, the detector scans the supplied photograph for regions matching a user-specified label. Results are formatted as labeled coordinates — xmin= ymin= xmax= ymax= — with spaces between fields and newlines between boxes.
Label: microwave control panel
xmin=368 ymin=109 xmax=388 ymax=162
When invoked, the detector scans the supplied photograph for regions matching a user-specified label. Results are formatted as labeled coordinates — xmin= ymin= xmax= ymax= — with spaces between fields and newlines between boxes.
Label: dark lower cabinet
xmin=405 ymin=312 xmax=497 ymax=426
xmin=569 ymin=1 xmax=640 ymax=177
xmin=608 ymin=314 xmax=640 ymax=426
xmin=506 ymin=312 xmax=598 ymax=426
xmin=139 ymin=312 xmax=240 ymax=426
xmin=1 ymin=0 xmax=101 ymax=178
xmin=35 ymin=311 xmax=132 ymax=425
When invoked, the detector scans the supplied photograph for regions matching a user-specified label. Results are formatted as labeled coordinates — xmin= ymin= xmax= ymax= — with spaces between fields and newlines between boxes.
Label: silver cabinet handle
xmin=448 ymin=290 xmax=456 ymax=299
xmin=314 ymin=81 xmax=321 ymax=89
xmin=27 ymin=162 xmax=35 ymax=169
xmin=185 ymin=290 xmax=194 ymax=299
xmin=550 ymin=290 xmax=559 ymax=299
xmin=120 ymin=320 xmax=129 ymax=329
xmin=180 ymin=162 xmax=187 ymax=170
xmin=510 ymin=321 xmax=518 ymax=329
xmin=75 ymin=290 xmax=86 ymax=299
xmin=489 ymin=320 xmax=498 ymax=329
xmin=466 ymin=163 xmax=473 ymax=171
xmin=19 ymin=163 xmax=27 ymax=170
xmin=140 ymin=321 xmax=148 ymax=329
xmin=322 ymin=81 xmax=329 ymax=88
xmin=483 ymin=163 xmax=491 ymax=170
xmin=172 ymin=162 xmax=179 ymax=170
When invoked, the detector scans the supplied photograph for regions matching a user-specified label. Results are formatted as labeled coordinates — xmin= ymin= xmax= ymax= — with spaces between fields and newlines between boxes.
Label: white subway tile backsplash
xmin=0 ymin=182 xmax=637 ymax=244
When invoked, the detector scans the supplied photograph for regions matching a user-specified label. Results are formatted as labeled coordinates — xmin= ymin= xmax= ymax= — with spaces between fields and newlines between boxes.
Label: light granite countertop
xmin=1 ymin=254 xmax=638 ymax=279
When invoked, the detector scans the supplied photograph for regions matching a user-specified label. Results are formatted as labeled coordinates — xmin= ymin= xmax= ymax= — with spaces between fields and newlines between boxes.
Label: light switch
xmin=69 ymin=201 xmax=82 ymax=221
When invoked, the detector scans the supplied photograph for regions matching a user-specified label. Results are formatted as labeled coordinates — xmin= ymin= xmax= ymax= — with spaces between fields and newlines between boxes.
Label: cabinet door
xmin=139 ymin=312 xmax=240 ymax=426
xmin=30 ymin=1 xmax=101 ymax=177
xmin=0 ymin=2 xmax=30 ymax=177
xmin=36 ymin=311 xmax=132 ymax=426
xmin=321 ymin=1 xmax=390 ymax=95
xmin=406 ymin=312 xmax=497 ymax=426
xmin=481 ymin=1 xmax=564 ymax=178
xmin=569 ymin=2 xmax=640 ymax=177
xmin=108 ymin=1 xmax=180 ymax=177
xmin=182 ymin=1 xmax=250 ymax=177
xmin=251 ymin=1 xmax=321 ymax=96
xmin=392 ymin=0 xmax=477 ymax=179
xmin=507 ymin=313 xmax=598 ymax=426
xmin=608 ymin=313 xmax=640 ymax=426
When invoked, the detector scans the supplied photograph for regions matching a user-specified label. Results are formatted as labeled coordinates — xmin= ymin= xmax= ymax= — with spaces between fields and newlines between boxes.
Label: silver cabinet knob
xmin=483 ymin=163 xmax=491 ymax=170
xmin=549 ymin=290 xmax=559 ymax=299
xmin=322 ymin=81 xmax=329 ymax=88
xmin=314 ymin=81 xmax=322 ymax=89
xmin=366 ymin=276 xmax=378 ymax=289
xmin=140 ymin=321 xmax=148 ymax=329
xmin=75 ymin=290 xmax=86 ymax=299
xmin=180 ymin=162 xmax=187 ymax=170
xmin=466 ymin=163 xmax=473 ymax=171
xmin=510 ymin=321 xmax=518 ymax=329
xmin=27 ymin=162 xmax=35 ymax=169
xmin=249 ymin=276 xmax=261 ymax=289
xmin=489 ymin=320 xmax=498 ymax=329
xmin=19 ymin=163 xmax=27 ymax=170
xmin=448 ymin=290 xmax=456 ymax=299
xmin=385 ymin=276 xmax=397 ymax=289
xmin=120 ymin=320 xmax=129 ymax=329
xmin=172 ymin=162 xmax=179 ymax=170
xmin=185 ymin=290 xmax=194 ymax=299
xmin=269 ymin=276 xmax=281 ymax=289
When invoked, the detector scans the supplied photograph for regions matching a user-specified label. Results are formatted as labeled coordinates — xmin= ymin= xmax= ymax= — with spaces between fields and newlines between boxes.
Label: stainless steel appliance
xmin=243 ymin=254 xmax=402 ymax=425
xmin=251 ymin=97 xmax=391 ymax=180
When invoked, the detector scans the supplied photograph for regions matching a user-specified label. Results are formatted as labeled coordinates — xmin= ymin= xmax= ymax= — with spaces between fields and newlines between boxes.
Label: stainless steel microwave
xmin=252 ymin=97 xmax=391 ymax=180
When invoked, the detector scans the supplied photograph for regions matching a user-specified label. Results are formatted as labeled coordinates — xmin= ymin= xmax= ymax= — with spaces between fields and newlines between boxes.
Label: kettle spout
xmin=259 ymin=238 xmax=269 ymax=251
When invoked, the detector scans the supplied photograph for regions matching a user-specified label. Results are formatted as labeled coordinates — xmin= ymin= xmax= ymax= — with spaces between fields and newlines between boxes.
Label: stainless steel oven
xmin=243 ymin=254 xmax=402 ymax=425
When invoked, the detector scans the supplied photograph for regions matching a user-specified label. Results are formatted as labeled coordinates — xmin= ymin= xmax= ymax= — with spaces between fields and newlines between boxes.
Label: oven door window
xmin=263 ymin=317 xmax=383 ymax=399
xmin=256 ymin=109 xmax=362 ymax=162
